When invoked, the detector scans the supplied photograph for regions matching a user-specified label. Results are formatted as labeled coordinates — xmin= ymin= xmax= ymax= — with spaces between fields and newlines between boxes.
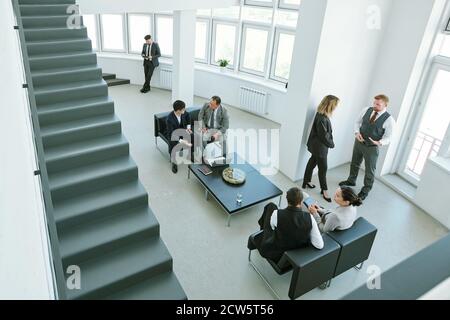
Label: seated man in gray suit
xmin=198 ymin=96 xmax=230 ymax=154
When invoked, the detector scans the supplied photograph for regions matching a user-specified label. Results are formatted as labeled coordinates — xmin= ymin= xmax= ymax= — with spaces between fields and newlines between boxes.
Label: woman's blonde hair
xmin=317 ymin=95 xmax=340 ymax=117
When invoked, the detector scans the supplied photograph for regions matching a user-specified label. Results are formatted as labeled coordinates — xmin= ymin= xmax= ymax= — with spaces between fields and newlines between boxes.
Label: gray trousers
xmin=348 ymin=139 xmax=379 ymax=195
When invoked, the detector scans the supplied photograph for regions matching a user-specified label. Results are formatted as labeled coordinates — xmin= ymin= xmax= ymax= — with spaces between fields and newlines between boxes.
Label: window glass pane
xmin=242 ymin=6 xmax=272 ymax=24
xmin=274 ymin=32 xmax=295 ymax=79
xmin=83 ymin=14 xmax=98 ymax=50
xmin=242 ymin=27 xmax=269 ymax=73
xmin=275 ymin=10 xmax=298 ymax=27
xmin=128 ymin=15 xmax=151 ymax=53
xmin=156 ymin=16 xmax=173 ymax=56
xmin=195 ymin=21 xmax=208 ymax=60
xmin=440 ymin=35 xmax=450 ymax=57
xmin=213 ymin=23 xmax=236 ymax=65
xmin=212 ymin=6 xmax=240 ymax=20
xmin=101 ymin=14 xmax=124 ymax=51
xmin=197 ymin=9 xmax=211 ymax=17
xmin=280 ymin=0 xmax=301 ymax=6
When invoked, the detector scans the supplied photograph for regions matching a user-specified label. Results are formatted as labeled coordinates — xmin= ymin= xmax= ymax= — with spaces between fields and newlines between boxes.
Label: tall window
xmin=155 ymin=15 xmax=173 ymax=57
xmin=83 ymin=14 xmax=98 ymax=50
xmin=128 ymin=14 xmax=152 ymax=53
xmin=271 ymin=30 xmax=295 ymax=81
xmin=212 ymin=22 xmax=238 ymax=66
xmin=195 ymin=20 xmax=209 ymax=62
xmin=100 ymin=14 xmax=125 ymax=52
xmin=197 ymin=2 xmax=299 ymax=83
xmin=240 ymin=25 xmax=270 ymax=75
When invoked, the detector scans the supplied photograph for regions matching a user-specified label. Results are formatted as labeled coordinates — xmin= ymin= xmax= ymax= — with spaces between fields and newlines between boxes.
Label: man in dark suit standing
xmin=141 ymin=35 xmax=161 ymax=93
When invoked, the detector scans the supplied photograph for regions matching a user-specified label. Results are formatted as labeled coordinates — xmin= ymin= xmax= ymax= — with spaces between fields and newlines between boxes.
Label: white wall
xmin=77 ymin=0 xmax=239 ymax=14
xmin=0 ymin=0 xmax=54 ymax=299
xmin=97 ymin=54 xmax=289 ymax=123
xmin=300 ymin=0 xmax=393 ymax=173
xmin=416 ymin=157 xmax=450 ymax=229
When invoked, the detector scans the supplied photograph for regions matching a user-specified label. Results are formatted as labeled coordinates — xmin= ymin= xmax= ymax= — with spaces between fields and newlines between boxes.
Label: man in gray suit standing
xmin=198 ymin=96 xmax=230 ymax=153
xmin=140 ymin=35 xmax=161 ymax=93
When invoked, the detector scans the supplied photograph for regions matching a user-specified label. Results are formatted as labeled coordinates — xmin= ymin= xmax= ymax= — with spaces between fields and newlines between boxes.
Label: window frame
xmin=239 ymin=22 xmax=271 ymax=77
xmin=244 ymin=0 xmax=274 ymax=8
xmin=99 ymin=13 xmax=127 ymax=53
xmin=269 ymin=27 xmax=295 ymax=83
xmin=154 ymin=13 xmax=174 ymax=58
xmin=83 ymin=14 xmax=100 ymax=52
xmin=278 ymin=0 xmax=301 ymax=11
xmin=127 ymin=13 xmax=153 ymax=55
xmin=211 ymin=19 xmax=239 ymax=68
xmin=195 ymin=18 xmax=210 ymax=64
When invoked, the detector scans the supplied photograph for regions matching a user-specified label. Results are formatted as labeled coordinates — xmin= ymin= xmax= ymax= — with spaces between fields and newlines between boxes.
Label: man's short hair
xmin=374 ymin=94 xmax=389 ymax=105
xmin=144 ymin=35 xmax=152 ymax=40
xmin=173 ymin=100 xmax=186 ymax=112
xmin=211 ymin=96 xmax=221 ymax=106
xmin=286 ymin=187 xmax=303 ymax=207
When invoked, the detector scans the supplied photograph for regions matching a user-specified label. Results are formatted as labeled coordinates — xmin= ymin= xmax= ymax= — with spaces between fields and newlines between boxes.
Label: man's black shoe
xmin=358 ymin=191 xmax=368 ymax=201
xmin=171 ymin=163 xmax=178 ymax=174
xmin=339 ymin=180 xmax=356 ymax=187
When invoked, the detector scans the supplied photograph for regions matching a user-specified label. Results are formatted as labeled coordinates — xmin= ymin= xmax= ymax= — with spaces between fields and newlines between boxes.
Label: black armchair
xmin=153 ymin=106 xmax=201 ymax=160
xmin=247 ymin=230 xmax=340 ymax=300
xmin=328 ymin=217 xmax=377 ymax=277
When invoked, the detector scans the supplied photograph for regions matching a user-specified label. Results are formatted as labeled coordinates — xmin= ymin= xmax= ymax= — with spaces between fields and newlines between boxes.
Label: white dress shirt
xmin=176 ymin=114 xmax=181 ymax=124
xmin=354 ymin=107 xmax=396 ymax=146
xmin=269 ymin=209 xmax=324 ymax=250
xmin=146 ymin=43 xmax=153 ymax=60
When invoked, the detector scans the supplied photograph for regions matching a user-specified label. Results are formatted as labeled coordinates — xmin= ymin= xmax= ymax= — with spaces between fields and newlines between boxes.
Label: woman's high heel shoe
xmin=321 ymin=190 xmax=332 ymax=203
xmin=302 ymin=182 xmax=316 ymax=189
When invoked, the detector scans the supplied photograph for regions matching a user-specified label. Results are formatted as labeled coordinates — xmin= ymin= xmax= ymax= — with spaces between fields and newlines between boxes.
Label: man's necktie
xmin=370 ymin=112 xmax=378 ymax=124
xmin=209 ymin=110 xmax=215 ymax=129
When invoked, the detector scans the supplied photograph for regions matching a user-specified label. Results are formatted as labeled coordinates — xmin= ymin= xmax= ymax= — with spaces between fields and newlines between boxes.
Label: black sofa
xmin=153 ymin=106 xmax=201 ymax=159
xmin=247 ymin=217 xmax=377 ymax=300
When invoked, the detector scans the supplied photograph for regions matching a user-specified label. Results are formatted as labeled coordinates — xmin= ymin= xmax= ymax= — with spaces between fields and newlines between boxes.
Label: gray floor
xmin=109 ymin=84 xmax=448 ymax=300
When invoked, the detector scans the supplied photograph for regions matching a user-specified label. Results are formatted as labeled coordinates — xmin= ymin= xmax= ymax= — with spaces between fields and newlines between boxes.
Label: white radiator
xmin=239 ymin=86 xmax=268 ymax=115
xmin=159 ymin=68 xmax=172 ymax=89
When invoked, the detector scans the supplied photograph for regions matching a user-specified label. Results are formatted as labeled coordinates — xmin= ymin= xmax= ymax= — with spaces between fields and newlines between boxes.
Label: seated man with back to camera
xmin=166 ymin=100 xmax=193 ymax=174
xmin=257 ymin=187 xmax=324 ymax=264
xmin=198 ymin=96 xmax=229 ymax=155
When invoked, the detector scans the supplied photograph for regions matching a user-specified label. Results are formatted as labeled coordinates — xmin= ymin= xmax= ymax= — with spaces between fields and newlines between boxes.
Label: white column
xmin=278 ymin=0 xmax=328 ymax=181
xmin=172 ymin=10 xmax=196 ymax=106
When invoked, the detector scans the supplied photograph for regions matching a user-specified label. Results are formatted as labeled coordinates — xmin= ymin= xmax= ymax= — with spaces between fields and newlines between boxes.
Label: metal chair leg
xmin=248 ymin=255 xmax=281 ymax=300
xmin=354 ymin=262 xmax=364 ymax=271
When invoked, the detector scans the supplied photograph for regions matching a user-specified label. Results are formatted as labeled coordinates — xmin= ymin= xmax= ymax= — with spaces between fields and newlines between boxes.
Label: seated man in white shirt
xmin=257 ymin=187 xmax=324 ymax=263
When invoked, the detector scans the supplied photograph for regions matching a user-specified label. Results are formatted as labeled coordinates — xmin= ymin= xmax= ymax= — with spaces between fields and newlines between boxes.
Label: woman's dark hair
xmin=340 ymin=186 xmax=363 ymax=207
xmin=144 ymin=35 xmax=152 ymax=40
xmin=286 ymin=187 xmax=303 ymax=207
xmin=173 ymin=100 xmax=186 ymax=112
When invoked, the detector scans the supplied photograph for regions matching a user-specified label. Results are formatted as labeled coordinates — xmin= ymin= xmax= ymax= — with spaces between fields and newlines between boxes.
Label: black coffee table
xmin=188 ymin=153 xmax=283 ymax=226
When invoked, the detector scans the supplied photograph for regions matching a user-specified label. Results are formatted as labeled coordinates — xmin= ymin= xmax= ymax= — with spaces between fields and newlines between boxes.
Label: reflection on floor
xmin=109 ymin=84 xmax=448 ymax=300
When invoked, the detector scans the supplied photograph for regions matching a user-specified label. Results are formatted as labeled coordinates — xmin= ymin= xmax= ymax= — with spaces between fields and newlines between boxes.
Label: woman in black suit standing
xmin=302 ymin=95 xmax=340 ymax=202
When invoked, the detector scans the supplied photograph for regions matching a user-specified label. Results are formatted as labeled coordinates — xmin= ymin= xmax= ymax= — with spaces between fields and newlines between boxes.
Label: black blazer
xmin=166 ymin=111 xmax=191 ymax=140
xmin=141 ymin=42 xmax=161 ymax=67
xmin=307 ymin=113 xmax=335 ymax=157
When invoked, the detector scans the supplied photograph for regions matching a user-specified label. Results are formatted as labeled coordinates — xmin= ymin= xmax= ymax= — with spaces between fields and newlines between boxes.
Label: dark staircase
xmin=102 ymin=73 xmax=131 ymax=87
xmin=14 ymin=0 xmax=186 ymax=300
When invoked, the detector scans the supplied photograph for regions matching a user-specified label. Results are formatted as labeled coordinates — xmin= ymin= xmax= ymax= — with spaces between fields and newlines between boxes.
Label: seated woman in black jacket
xmin=302 ymin=95 xmax=340 ymax=202
xmin=166 ymin=100 xmax=193 ymax=174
